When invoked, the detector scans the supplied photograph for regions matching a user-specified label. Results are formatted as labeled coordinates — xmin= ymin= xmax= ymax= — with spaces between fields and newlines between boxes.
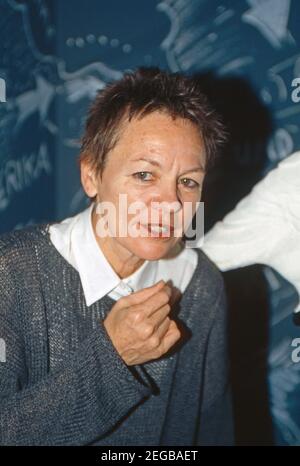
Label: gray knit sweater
xmin=0 ymin=224 xmax=234 ymax=446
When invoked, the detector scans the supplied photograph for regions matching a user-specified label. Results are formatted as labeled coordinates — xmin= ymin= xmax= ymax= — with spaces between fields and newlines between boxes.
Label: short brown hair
xmin=79 ymin=67 xmax=226 ymax=176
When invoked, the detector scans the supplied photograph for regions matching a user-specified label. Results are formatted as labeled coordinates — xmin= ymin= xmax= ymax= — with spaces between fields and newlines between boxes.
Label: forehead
xmin=115 ymin=111 xmax=204 ymax=155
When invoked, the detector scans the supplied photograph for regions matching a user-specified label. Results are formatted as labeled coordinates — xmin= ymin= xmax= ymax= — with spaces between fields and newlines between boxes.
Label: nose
xmin=150 ymin=181 xmax=183 ymax=221
xmin=156 ymin=178 xmax=182 ymax=203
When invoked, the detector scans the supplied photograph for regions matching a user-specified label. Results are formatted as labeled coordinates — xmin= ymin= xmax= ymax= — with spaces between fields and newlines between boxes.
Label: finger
xmin=141 ymin=285 xmax=173 ymax=317
xmin=159 ymin=321 xmax=181 ymax=354
xmin=141 ymin=320 xmax=180 ymax=362
xmin=118 ymin=280 xmax=166 ymax=307
xmin=138 ymin=318 xmax=170 ymax=358
xmin=149 ymin=303 xmax=171 ymax=328
xmin=136 ymin=305 xmax=170 ymax=342
xmin=155 ymin=316 xmax=171 ymax=340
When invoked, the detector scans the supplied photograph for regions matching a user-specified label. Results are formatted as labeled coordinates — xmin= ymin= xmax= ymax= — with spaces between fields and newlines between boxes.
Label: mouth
xmin=140 ymin=223 xmax=174 ymax=238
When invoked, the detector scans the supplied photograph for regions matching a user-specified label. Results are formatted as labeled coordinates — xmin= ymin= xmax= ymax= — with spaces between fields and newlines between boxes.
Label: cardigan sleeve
xmin=196 ymin=278 xmax=235 ymax=446
xmin=0 ymin=256 xmax=152 ymax=446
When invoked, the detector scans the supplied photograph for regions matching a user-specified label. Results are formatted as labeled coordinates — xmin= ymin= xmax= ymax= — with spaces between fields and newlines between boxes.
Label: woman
xmin=0 ymin=67 xmax=233 ymax=445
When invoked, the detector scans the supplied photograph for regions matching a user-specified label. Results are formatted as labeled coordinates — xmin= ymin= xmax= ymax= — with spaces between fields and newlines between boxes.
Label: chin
xmin=126 ymin=237 xmax=178 ymax=261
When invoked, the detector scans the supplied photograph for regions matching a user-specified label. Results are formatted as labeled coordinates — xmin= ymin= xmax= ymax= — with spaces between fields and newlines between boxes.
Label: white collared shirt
xmin=49 ymin=202 xmax=198 ymax=307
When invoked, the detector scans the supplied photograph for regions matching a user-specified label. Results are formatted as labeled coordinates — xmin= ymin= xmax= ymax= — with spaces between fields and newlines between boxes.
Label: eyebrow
xmin=131 ymin=157 xmax=205 ymax=173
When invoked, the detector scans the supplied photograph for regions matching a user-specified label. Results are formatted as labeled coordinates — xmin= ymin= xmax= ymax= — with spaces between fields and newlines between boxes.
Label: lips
xmin=140 ymin=223 xmax=174 ymax=237
xmin=149 ymin=224 xmax=173 ymax=233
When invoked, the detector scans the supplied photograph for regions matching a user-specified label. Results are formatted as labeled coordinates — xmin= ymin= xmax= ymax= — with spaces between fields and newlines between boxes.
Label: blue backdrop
xmin=0 ymin=0 xmax=300 ymax=445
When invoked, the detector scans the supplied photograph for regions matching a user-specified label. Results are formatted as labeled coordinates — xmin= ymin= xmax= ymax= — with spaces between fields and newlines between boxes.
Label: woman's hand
xmin=103 ymin=280 xmax=181 ymax=365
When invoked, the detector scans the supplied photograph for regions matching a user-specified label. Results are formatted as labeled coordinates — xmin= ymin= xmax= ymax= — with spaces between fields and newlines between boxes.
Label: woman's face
xmin=82 ymin=111 xmax=206 ymax=262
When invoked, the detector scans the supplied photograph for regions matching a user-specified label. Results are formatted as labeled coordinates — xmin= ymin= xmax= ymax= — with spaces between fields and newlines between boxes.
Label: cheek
xmin=97 ymin=177 xmax=124 ymax=202
xmin=119 ymin=181 xmax=157 ymax=205
xmin=101 ymin=181 xmax=152 ymax=226
xmin=177 ymin=189 xmax=202 ymax=208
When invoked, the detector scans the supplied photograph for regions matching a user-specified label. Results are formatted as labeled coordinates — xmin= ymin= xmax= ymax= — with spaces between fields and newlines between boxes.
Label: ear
xmin=80 ymin=159 xmax=98 ymax=198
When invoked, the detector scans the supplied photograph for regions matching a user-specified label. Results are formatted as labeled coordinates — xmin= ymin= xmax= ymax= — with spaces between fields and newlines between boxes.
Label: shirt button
xmin=120 ymin=282 xmax=133 ymax=293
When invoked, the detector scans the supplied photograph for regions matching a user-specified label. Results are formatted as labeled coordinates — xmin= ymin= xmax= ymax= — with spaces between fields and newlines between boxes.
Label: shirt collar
xmin=71 ymin=202 xmax=153 ymax=306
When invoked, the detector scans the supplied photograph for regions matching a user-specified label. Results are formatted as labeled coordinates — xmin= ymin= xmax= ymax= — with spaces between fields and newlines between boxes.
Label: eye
xmin=132 ymin=171 xmax=153 ymax=181
xmin=179 ymin=177 xmax=200 ymax=189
